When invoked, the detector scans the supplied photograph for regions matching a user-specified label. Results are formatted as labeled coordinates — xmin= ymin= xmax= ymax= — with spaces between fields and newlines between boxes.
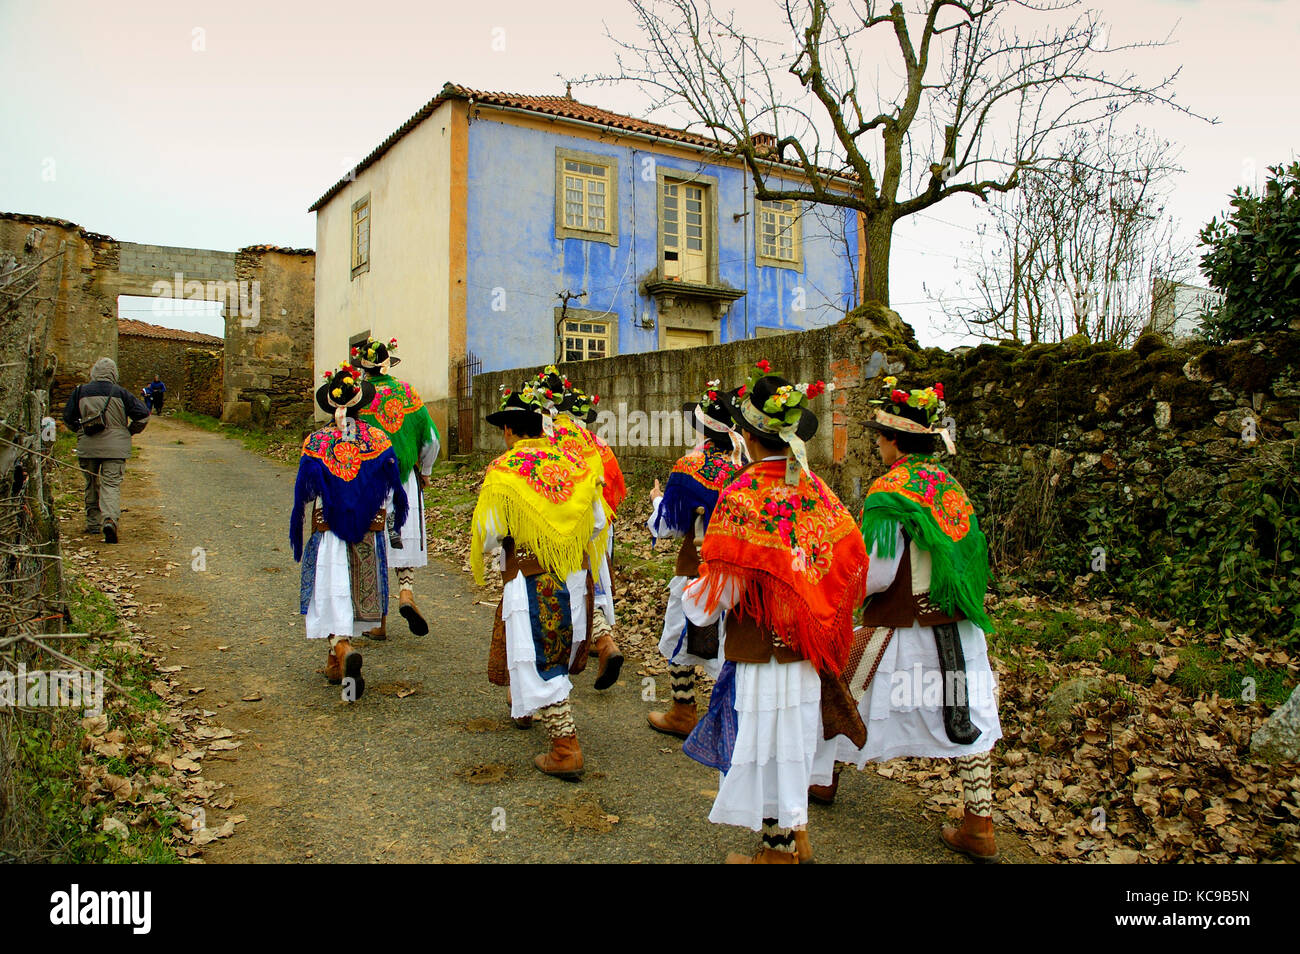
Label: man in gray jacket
xmin=61 ymin=357 xmax=151 ymax=543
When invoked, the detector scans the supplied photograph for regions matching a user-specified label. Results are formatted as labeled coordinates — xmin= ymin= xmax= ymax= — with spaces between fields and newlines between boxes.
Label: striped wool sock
xmin=761 ymin=818 xmax=797 ymax=855
xmin=669 ymin=664 xmax=695 ymax=705
xmin=536 ymin=700 xmax=576 ymax=739
xmin=957 ymin=750 xmax=994 ymax=815
xmin=395 ymin=567 xmax=415 ymax=590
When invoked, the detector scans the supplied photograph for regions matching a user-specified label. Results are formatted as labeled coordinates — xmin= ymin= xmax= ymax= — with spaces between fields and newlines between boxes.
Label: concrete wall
xmin=313 ymin=100 xmax=456 ymax=441
xmin=474 ymin=318 xmax=868 ymax=491
xmin=463 ymin=111 xmax=858 ymax=374
xmin=115 ymin=242 xmax=237 ymax=297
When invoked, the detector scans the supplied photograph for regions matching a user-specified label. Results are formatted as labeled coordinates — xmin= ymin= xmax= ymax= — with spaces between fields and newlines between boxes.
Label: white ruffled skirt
xmin=501 ymin=568 xmax=591 ymax=718
xmin=837 ymin=619 xmax=1002 ymax=764
xmin=656 ymin=575 xmax=725 ymax=678
xmin=385 ymin=472 xmax=427 ymax=570
xmin=709 ymin=658 xmax=833 ymax=831
xmin=304 ymin=531 xmax=386 ymax=640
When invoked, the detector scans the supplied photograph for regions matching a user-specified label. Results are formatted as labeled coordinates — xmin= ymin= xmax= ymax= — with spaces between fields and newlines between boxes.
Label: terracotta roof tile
xmin=309 ymin=82 xmax=854 ymax=212
xmin=117 ymin=318 xmax=224 ymax=345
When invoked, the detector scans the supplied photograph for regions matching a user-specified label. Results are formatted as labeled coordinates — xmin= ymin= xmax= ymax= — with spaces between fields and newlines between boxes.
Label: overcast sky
xmin=2 ymin=0 xmax=1296 ymax=345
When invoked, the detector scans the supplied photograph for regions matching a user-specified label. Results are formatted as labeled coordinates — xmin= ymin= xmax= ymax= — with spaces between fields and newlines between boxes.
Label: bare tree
xmin=583 ymin=0 xmax=1209 ymax=306
xmin=936 ymin=120 xmax=1195 ymax=345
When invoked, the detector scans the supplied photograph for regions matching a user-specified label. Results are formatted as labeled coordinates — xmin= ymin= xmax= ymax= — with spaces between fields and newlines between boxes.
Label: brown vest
xmin=860 ymin=537 xmax=964 ymax=628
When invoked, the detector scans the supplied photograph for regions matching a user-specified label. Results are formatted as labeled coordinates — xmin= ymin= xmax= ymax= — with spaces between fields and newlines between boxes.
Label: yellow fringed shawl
xmin=470 ymin=438 xmax=608 ymax=584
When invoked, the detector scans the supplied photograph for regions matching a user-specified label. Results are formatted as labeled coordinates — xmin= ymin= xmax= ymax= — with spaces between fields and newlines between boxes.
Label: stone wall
xmin=475 ymin=306 xmax=1300 ymax=580
xmin=223 ymin=247 xmax=315 ymax=427
xmin=0 ymin=215 xmax=119 ymax=399
xmin=182 ymin=349 xmax=223 ymax=417
xmin=117 ymin=334 xmax=221 ymax=411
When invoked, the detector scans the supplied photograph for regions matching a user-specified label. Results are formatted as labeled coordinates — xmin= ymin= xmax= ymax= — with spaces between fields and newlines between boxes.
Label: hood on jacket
xmin=90 ymin=357 xmax=119 ymax=384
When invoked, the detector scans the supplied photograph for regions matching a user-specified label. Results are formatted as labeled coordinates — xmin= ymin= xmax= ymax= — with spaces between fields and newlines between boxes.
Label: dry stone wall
xmin=475 ymin=306 xmax=1300 ymax=625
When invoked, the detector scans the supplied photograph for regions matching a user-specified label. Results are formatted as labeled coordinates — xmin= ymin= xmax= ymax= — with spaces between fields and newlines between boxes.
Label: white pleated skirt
xmin=656 ymin=575 xmax=724 ymax=678
xmin=304 ymin=532 xmax=385 ymax=640
xmin=838 ymin=619 xmax=1002 ymax=765
xmin=502 ymin=568 xmax=591 ymax=718
xmin=385 ymin=472 xmax=427 ymax=570
xmin=709 ymin=658 xmax=832 ymax=831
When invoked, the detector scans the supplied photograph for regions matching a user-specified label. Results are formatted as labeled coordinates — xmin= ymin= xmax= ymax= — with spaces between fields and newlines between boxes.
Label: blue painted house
xmin=310 ymin=82 xmax=861 ymax=441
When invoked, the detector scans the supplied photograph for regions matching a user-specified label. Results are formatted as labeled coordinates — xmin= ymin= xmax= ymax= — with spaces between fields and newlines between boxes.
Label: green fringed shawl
xmin=859 ymin=455 xmax=995 ymax=633
xmin=360 ymin=374 xmax=440 ymax=483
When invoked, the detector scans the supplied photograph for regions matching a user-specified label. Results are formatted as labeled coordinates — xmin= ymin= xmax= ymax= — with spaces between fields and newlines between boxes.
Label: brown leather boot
xmin=794 ymin=829 xmax=813 ymax=864
xmin=808 ymin=767 xmax=841 ymax=806
xmin=647 ymin=700 xmax=697 ymax=739
xmin=725 ymin=847 xmax=799 ymax=864
xmin=592 ymin=633 xmax=624 ymax=690
xmin=534 ymin=734 xmax=584 ymax=779
xmin=398 ymin=589 xmax=429 ymax=636
xmin=364 ymin=615 xmax=387 ymax=641
xmin=324 ymin=642 xmax=342 ymax=683
xmin=941 ymin=811 xmax=999 ymax=863
xmin=333 ymin=639 xmax=364 ymax=700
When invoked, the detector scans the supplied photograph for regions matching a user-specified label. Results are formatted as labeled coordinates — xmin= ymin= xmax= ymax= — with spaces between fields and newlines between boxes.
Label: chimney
xmin=750 ymin=132 xmax=777 ymax=157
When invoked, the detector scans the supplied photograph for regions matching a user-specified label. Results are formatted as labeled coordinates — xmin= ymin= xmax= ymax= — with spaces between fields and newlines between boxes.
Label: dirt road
xmin=89 ymin=416 xmax=1036 ymax=863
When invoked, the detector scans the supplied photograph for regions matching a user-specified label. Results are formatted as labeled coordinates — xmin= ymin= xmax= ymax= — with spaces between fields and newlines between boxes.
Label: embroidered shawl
xmin=650 ymin=444 xmax=741 ymax=537
xmin=697 ymin=460 xmax=867 ymax=675
xmin=470 ymin=437 xmax=608 ymax=585
xmin=549 ymin=414 xmax=626 ymax=513
xmin=859 ymin=454 xmax=993 ymax=632
xmin=291 ymin=422 xmax=408 ymax=559
xmin=358 ymin=373 xmax=440 ymax=483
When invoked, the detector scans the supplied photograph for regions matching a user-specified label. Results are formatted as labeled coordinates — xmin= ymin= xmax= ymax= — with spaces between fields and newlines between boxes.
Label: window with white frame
xmin=661 ymin=178 xmax=708 ymax=282
xmin=351 ymin=195 xmax=371 ymax=278
xmin=757 ymin=198 xmax=802 ymax=269
xmin=562 ymin=317 xmax=612 ymax=362
xmin=555 ymin=149 xmax=619 ymax=246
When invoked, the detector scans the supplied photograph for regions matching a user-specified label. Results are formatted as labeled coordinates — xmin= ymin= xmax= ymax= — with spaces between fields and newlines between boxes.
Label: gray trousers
xmin=83 ymin=458 xmax=126 ymax=530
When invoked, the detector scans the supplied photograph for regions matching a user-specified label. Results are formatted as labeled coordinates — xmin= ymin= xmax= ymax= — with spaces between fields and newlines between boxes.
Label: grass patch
xmin=169 ymin=409 xmax=308 ymax=459
xmin=990 ymin=603 xmax=1295 ymax=707
xmin=5 ymin=574 xmax=182 ymax=863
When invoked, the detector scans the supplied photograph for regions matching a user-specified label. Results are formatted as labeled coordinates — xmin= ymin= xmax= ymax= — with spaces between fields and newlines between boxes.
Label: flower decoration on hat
xmin=741 ymin=360 xmax=834 ymax=484
xmin=744 ymin=360 xmax=833 ymax=432
xmin=868 ymin=377 xmax=954 ymax=453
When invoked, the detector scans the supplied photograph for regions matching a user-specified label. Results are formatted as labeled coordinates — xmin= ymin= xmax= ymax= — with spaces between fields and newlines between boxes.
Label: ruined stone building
xmin=0 ymin=212 xmax=315 ymax=426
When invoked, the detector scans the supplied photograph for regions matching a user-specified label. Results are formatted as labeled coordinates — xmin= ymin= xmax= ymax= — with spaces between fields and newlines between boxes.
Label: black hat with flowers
xmin=863 ymin=377 xmax=953 ymax=452
xmin=724 ymin=360 xmax=825 ymax=443
xmin=486 ymin=381 xmax=546 ymax=432
xmin=723 ymin=360 xmax=831 ymax=484
xmin=352 ymin=336 xmax=401 ymax=371
xmin=563 ymin=387 xmax=601 ymax=425
xmin=316 ymin=361 xmax=376 ymax=417
xmin=683 ymin=378 xmax=736 ymax=439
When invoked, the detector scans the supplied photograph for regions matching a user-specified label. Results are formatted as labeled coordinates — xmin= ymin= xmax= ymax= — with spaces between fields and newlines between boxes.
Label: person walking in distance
xmin=62 ymin=357 xmax=151 ymax=543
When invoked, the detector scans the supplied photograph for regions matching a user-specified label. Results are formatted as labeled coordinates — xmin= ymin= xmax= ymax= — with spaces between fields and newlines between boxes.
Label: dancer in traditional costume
xmin=353 ymin=336 xmax=441 ymax=639
xmin=826 ymin=378 xmax=1003 ymax=862
xmin=291 ymin=363 xmax=409 ymax=700
xmin=681 ymin=362 xmax=866 ymax=863
xmin=471 ymin=383 xmax=609 ymax=778
xmin=529 ymin=368 xmax=625 ymax=691
xmin=644 ymin=380 xmax=745 ymax=738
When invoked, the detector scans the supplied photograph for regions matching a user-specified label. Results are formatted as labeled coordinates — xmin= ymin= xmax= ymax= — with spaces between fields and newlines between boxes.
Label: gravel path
xmin=108 ymin=417 xmax=1037 ymax=863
